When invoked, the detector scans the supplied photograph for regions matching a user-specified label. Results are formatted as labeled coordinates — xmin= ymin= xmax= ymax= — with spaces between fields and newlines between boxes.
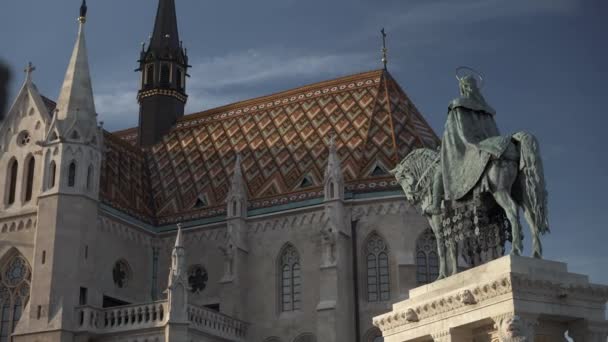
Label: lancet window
xmin=86 ymin=164 xmax=94 ymax=191
xmin=279 ymin=244 xmax=301 ymax=312
xmin=48 ymin=161 xmax=56 ymax=188
xmin=24 ymin=156 xmax=35 ymax=202
xmin=0 ymin=253 xmax=31 ymax=342
xmin=365 ymin=232 xmax=390 ymax=302
xmin=68 ymin=161 xmax=76 ymax=187
xmin=6 ymin=159 xmax=18 ymax=205
xmin=416 ymin=229 xmax=439 ymax=285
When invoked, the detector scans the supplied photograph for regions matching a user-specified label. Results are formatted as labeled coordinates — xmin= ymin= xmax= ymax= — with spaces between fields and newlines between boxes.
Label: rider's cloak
xmin=441 ymin=95 xmax=510 ymax=200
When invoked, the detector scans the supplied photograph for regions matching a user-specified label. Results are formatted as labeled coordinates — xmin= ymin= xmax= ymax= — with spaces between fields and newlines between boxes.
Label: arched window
xmin=145 ymin=64 xmax=154 ymax=86
xmin=48 ymin=161 xmax=56 ymax=189
xmin=24 ymin=156 xmax=35 ymax=202
xmin=160 ymin=64 xmax=170 ymax=85
xmin=279 ymin=244 xmax=301 ymax=312
xmin=365 ymin=232 xmax=390 ymax=302
xmin=68 ymin=161 xmax=76 ymax=187
xmin=6 ymin=159 xmax=18 ymax=205
xmin=86 ymin=164 xmax=94 ymax=191
xmin=416 ymin=229 xmax=439 ymax=285
xmin=176 ymin=68 xmax=183 ymax=91
xmin=0 ymin=253 xmax=31 ymax=342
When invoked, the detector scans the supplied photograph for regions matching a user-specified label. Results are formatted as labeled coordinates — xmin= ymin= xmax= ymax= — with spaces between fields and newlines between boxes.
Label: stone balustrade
xmin=187 ymin=304 xmax=248 ymax=341
xmin=76 ymin=301 xmax=167 ymax=333
xmin=75 ymin=301 xmax=248 ymax=341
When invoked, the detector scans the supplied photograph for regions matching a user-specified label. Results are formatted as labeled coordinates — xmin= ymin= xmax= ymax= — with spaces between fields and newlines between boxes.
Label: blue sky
xmin=1 ymin=0 xmax=607 ymax=284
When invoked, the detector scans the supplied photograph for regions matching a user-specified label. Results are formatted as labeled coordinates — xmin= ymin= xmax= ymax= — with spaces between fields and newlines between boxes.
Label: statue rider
xmin=426 ymin=73 xmax=515 ymax=215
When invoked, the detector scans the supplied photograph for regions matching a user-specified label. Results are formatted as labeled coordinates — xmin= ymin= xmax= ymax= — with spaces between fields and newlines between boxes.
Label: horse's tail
xmin=512 ymin=131 xmax=550 ymax=234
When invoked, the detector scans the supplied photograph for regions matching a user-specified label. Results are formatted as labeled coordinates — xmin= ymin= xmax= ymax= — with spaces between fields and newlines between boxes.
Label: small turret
xmin=167 ymin=223 xmax=188 ymax=323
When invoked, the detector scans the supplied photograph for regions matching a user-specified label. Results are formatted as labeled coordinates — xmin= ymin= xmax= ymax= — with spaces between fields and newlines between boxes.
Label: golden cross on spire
xmin=24 ymin=62 xmax=35 ymax=80
xmin=381 ymin=28 xmax=388 ymax=70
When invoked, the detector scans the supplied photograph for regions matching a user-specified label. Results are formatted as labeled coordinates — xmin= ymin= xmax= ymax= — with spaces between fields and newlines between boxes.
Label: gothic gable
xmin=0 ymin=79 xmax=51 ymax=156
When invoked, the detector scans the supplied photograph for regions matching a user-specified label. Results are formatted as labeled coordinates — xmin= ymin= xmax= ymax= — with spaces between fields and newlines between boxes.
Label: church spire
xmin=137 ymin=0 xmax=189 ymax=147
xmin=149 ymin=0 xmax=180 ymax=52
xmin=54 ymin=0 xmax=97 ymax=139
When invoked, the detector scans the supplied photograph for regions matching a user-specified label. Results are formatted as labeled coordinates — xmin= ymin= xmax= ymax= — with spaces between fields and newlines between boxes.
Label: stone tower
xmin=14 ymin=1 xmax=103 ymax=340
xmin=136 ymin=0 xmax=189 ymax=147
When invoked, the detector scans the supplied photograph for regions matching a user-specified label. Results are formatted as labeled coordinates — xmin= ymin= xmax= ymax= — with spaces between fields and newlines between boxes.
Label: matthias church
xmin=0 ymin=1 xmax=441 ymax=341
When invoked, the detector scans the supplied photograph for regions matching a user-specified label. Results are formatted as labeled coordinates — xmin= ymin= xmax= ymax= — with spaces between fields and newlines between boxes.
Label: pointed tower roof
xmin=149 ymin=0 xmax=181 ymax=51
xmin=54 ymin=0 xmax=97 ymax=136
xmin=174 ymin=223 xmax=183 ymax=248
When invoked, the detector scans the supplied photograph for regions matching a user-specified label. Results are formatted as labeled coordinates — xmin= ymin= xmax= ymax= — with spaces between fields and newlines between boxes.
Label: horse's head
xmin=390 ymin=162 xmax=418 ymax=203
xmin=391 ymin=148 xmax=440 ymax=206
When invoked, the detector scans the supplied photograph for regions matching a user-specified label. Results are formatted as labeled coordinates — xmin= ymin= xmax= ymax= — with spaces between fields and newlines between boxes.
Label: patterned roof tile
xmin=101 ymin=70 xmax=439 ymax=224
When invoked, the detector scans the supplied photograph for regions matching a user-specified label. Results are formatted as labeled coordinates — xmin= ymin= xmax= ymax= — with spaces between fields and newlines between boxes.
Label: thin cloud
xmin=94 ymin=49 xmax=377 ymax=130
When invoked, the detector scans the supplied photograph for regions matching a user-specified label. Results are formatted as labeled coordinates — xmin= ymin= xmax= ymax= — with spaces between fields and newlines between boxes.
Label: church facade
xmin=0 ymin=1 xmax=441 ymax=341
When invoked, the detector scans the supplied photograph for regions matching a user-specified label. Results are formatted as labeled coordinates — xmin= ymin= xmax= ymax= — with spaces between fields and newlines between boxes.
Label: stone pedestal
xmin=373 ymin=255 xmax=608 ymax=342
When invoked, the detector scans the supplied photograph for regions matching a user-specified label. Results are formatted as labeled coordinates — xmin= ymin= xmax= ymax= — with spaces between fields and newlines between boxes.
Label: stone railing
xmin=75 ymin=301 xmax=248 ymax=340
xmin=187 ymin=304 xmax=248 ymax=341
xmin=76 ymin=300 xmax=167 ymax=333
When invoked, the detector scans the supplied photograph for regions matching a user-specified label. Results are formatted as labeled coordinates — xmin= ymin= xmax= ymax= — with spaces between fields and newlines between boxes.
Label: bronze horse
xmin=391 ymin=132 xmax=549 ymax=279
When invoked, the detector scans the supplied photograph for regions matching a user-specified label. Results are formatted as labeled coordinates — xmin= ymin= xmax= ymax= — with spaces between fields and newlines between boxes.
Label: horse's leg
xmin=493 ymin=190 xmax=522 ymax=256
xmin=522 ymin=203 xmax=542 ymax=258
xmin=430 ymin=215 xmax=447 ymax=279
xmin=448 ymin=241 xmax=458 ymax=276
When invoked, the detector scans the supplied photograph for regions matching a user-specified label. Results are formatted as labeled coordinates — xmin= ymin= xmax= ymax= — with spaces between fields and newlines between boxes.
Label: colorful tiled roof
xmin=101 ymin=70 xmax=439 ymax=225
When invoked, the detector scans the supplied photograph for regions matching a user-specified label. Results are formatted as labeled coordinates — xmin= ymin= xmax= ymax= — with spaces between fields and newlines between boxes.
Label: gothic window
xmin=24 ymin=156 xmax=35 ymax=202
xmin=6 ymin=159 xmax=18 ymax=206
xmin=279 ymin=244 xmax=301 ymax=312
xmin=6 ymin=160 xmax=18 ymax=205
xmin=187 ymin=265 xmax=208 ymax=294
xmin=145 ymin=64 xmax=154 ymax=86
xmin=68 ymin=161 xmax=76 ymax=187
xmin=112 ymin=260 xmax=131 ymax=289
xmin=48 ymin=161 xmax=56 ymax=188
xmin=416 ymin=229 xmax=439 ymax=285
xmin=160 ymin=64 xmax=170 ymax=85
xmin=86 ymin=164 xmax=94 ymax=191
xmin=365 ymin=232 xmax=390 ymax=302
xmin=176 ymin=68 xmax=183 ymax=91
xmin=0 ymin=253 xmax=31 ymax=342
